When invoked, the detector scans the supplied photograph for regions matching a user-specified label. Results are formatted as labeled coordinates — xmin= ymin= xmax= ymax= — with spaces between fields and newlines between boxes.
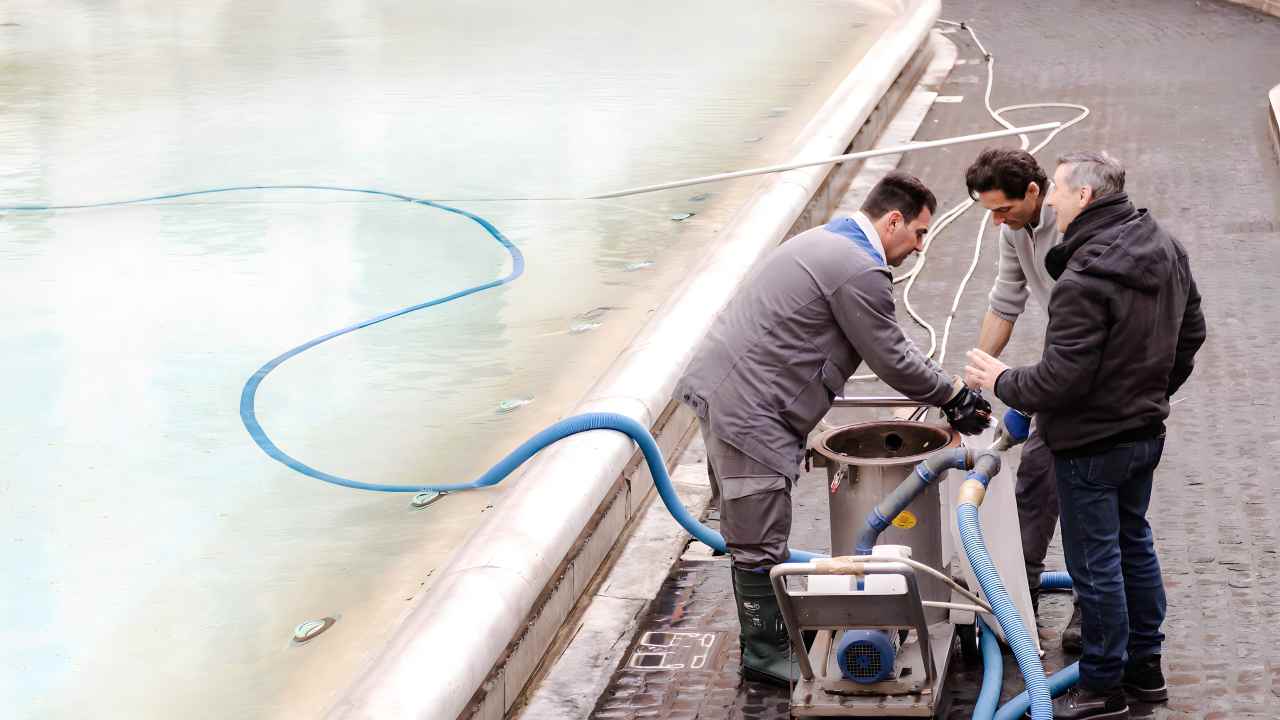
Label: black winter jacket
xmin=995 ymin=193 xmax=1206 ymax=455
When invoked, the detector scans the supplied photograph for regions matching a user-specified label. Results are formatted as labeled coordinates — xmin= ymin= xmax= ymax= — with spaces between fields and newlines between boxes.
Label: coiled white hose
xmin=850 ymin=20 xmax=1090 ymax=383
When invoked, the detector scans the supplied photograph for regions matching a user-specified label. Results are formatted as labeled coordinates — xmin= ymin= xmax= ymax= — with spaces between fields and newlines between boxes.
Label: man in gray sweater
xmin=966 ymin=151 xmax=1205 ymax=718
xmin=675 ymin=172 xmax=991 ymax=685
xmin=964 ymin=148 xmax=1081 ymax=649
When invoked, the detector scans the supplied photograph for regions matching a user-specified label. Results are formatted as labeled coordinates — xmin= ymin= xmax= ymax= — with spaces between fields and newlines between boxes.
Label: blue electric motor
xmin=835 ymin=629 xmax=899 ymax=683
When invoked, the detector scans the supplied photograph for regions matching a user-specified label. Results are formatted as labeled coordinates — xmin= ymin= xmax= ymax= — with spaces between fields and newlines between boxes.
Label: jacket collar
xmin=1045 ymin=192 xmax=1135 ymax=280
xmin=825 ymin=212 xmax=887 ymax=266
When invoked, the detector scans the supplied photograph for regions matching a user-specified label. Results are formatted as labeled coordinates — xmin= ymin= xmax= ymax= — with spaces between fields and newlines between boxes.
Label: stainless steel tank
xmin=812 ymin=420 xmax=959 ymax=622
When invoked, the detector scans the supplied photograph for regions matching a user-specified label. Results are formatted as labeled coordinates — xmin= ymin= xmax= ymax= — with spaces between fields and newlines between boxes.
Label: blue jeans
xmin=1055 ymin=436 xmax=1167 ymax=691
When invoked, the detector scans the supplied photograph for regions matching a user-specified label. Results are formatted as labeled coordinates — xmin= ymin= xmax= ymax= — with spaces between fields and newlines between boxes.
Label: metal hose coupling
xmin=854 ymin=446 xmax=975 ymax=555
xmin=957 ymin=450 xmax=1001 ymax=507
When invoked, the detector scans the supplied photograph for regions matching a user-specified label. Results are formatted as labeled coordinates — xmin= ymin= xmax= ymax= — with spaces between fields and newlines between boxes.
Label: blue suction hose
xmin=558 ymin=417 xmax=1070 ymax=720
xmin=1040 ymin=570 xmax=1073 ymax=591
xmin=448 ymin=411 xmax=822 ymax=563
xmin=4 ymin=185 xmax=525 ymax=495
xmin=956 ymin=451 xmax=1053 ymax=720
xmin=854 ymin=447 xmax=971 ymax=555
xmin=994 ymin=663 xmax=1081 ymax=720
xmin=843 ymin=423 xmax=1074 ymax=720
xmin=974 ymin=617 xmax=1004 ymax=719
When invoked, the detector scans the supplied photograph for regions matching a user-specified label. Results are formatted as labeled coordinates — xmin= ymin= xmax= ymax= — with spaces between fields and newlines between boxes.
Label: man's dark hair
xmin=861 ymin=171 xmax=937 ymax=223
xmin=964 ymin=148 xmax=1047 ymax=201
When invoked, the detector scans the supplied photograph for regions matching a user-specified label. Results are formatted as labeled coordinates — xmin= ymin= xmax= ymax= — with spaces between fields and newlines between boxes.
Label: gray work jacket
xmin=674 ymin=217 xmax=955 ymax=495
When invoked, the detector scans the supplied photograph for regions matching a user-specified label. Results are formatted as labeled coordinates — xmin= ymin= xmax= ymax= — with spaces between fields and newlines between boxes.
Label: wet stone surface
xmin=590 ymin=561 xmax=793 ymax=720
xmin=589 ymin=487 xmax=1088 ymax=719
xmin=591 ymin=0 xmax=1280 ymax=717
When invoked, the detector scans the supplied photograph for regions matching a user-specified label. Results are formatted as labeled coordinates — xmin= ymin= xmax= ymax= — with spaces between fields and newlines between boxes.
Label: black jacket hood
xmin=1046 ymin=192 xmax=1176 ymax=293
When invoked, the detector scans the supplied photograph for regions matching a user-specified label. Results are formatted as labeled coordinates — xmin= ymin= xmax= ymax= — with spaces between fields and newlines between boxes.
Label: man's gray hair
xmin=1056 ymin=151 xmax=1126 ymax=198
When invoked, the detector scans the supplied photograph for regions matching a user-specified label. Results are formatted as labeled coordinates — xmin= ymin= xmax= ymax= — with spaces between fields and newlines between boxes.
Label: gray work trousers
xmin=701 ymin=426 xmax=793 ymax=572
xmin=1016 ymin=424 xmax=1059 ymax=598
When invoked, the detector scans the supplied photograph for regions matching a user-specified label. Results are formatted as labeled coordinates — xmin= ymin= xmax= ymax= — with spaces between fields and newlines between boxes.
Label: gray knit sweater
xmin=987 ymin=191 xmax=1063 ymax=321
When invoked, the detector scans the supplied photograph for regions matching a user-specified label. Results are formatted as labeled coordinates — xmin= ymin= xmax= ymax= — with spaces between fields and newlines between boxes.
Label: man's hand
xmin=941 ymin=383 xmax=993 ymax=436
xmin=965 ymin=349 xmax=1010 ymax=392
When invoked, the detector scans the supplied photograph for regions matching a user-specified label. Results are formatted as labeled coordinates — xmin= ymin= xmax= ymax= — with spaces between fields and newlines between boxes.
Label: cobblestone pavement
xmin=588 ymin=1 xmax=1280 ymax=718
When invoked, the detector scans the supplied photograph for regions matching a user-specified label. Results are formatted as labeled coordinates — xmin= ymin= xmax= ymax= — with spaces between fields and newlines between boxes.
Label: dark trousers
xmin=1055 ymin=436 xmax=1167 ymax=690
xmin=1016 ymin=425 xmax=1058 ymax=599
xmin=701 ymin=426 xmax=792 ymax=572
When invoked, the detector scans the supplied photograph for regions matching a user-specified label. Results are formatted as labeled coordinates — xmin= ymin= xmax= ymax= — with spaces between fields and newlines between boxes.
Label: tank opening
xmin=816 ymin=420 xmax=956 ymax=462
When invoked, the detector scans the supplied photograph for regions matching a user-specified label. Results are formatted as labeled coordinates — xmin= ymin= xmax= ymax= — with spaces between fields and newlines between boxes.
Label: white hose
xmin=923 ymin=600 xmax=996 ymax=615
xmin=845 ymin=554 xmax=993 ymax=612
xmin=850 ymin=20 xmax=1090 ymax=382
xmin=590 ymin=123 xmax=1059 ymax=200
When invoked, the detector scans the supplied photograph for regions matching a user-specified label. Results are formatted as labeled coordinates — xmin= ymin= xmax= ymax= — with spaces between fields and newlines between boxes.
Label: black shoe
xmin=1122 ymin=654 xmax=1168 ymax=703
xmin=731 ymin=567 xmax=801 ymax=687
xmin=1026 ymin=686 xmax=1129 ymax=719
xmin=1061 ymin=602 xmax=1083 ymax=654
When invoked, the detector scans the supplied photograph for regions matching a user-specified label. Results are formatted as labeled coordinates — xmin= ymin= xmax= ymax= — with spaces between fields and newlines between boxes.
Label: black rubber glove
xmin=941 ymin=385 xmax=992 ymax=436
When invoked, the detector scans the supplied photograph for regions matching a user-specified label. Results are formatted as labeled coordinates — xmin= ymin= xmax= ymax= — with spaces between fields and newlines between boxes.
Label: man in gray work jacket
xmin=674 ymin=172 xmax=992 ymax=686
xmin=964 ymin=147 xmax=1082 ymax=648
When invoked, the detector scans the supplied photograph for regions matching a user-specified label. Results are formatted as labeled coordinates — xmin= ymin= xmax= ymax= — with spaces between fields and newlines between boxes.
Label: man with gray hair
xmin=965 ymin=151 xmax=1206 ymax=719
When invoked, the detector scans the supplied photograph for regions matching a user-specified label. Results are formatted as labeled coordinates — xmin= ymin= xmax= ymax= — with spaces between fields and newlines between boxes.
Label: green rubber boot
xmin=731 ymin=566 xmax=801 ymax=687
